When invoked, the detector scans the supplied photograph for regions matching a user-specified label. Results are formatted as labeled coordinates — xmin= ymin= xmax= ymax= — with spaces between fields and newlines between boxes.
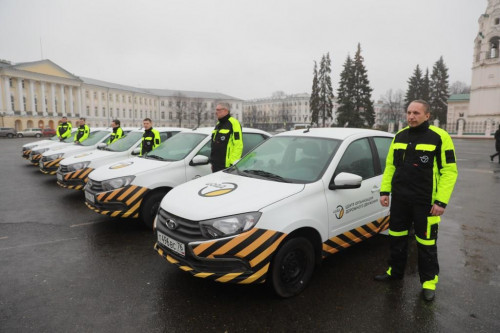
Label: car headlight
xmin=67 ymin=161 xmax=91 ymax=172
xmin=200 ymin=212 xmax=261 ymax=239
xmin=46 ymin=153 xmax=63 ymax=161
xmin=101 ymin=175 xmax=135 ymax=191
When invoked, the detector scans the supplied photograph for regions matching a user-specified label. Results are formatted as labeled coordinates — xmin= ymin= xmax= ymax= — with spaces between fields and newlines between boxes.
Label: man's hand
xmin=430 ymin=204 xmax=445 ymax=216
xmin=380 ymin=195 xmax=390 ymax=207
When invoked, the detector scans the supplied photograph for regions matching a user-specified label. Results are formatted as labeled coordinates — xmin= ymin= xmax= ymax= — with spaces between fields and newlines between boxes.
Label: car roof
xmin=180 ymin=127 xmax=272 ymax=136
xmin=274 ymin=127 xmax=393 ymax=140
xmin=127 ymin=127 xmax=186 ymax=134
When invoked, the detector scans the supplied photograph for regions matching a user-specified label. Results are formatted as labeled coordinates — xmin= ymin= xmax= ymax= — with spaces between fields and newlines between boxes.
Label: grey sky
xmin=0 ymin=0 xmax=486 ymax=101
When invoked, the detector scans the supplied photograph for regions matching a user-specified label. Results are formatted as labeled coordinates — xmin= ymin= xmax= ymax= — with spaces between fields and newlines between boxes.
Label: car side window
xmin=335 ymin=138 xmax=375 ymax=179
xmin=197 ymin=141 xmax=212 ymax=158
xmin=373 ymin=137 xmax=393 ymax=173
xmin=242 ymin=133 xmax=268 ymax=155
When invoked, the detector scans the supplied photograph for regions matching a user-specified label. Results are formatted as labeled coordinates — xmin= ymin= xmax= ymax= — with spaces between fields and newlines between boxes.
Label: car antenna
xmin=303 ymin=125 xmax=311 ymax=133
xmin=192 ymin=126 xmax=198 ymax=131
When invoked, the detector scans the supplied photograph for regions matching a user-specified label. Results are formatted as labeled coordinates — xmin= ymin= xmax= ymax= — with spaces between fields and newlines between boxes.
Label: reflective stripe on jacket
xmin=108 ymin=127 xmax=124 ymax=144
xmin=74 ymin=125 xmax=90 ymax=143
xmin=210 ymin=115 xmax=243 ymax=168
xmin=57 ymin=122 xmax=72 ymax=139
xmin=141 ymin=128 xmax=161 ymax=155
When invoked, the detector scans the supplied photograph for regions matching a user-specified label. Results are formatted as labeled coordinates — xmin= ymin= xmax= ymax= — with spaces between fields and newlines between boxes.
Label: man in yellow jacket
xmin=74 ymin=118 xmax=90 ymax=144
xmin=374 ymin=100 xmax=458 ymax=302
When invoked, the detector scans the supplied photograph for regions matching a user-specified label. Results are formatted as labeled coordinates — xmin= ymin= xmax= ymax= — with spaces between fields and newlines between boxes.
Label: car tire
xmin=35 ymin=133 xmax=41 ymax=138
xmin=17 ymin=133 xmax=23 ymax=138
xmin=7 ymin=133 xmax=13 ymax=138
xmin=270 ymin=237 xmax=315 ymax=298
xmin=140 ymin=191 xmax=168 ymax=229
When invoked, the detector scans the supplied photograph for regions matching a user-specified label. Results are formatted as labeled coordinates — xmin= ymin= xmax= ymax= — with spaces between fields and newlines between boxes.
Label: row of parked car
xmin=22 ymin=126 xmax=394 ymax=297
xmin=1 ymin=127 xmax=56 ymax=138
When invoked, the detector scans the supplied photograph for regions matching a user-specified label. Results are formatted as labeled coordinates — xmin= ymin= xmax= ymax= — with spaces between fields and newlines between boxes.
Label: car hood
xmin=161 ymin=172 xmax=305 ymax=221
xmin=60 ymin=149 xmax=119 ymax=166
xmin=88 ymin=157 xmax=172 ymax=181
xmin=23 ymin=140 xmax=53 ymax=148
xmin=42 ymin=144 xmax=97 ymax=157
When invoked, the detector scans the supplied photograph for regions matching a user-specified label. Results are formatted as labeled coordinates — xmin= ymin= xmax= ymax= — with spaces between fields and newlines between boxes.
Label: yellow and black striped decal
xmin=86 ymin=185 xmax=149 ymax=218
xmin=30 ymin=154 xmax=42 ymax=165
xmin=39 ymin=168 xmax=57 ymax=175
xmin=322 ymin=216 xmax=390 ymax=257
xmin=155 ymin=228 xmax=286 ymax=284
xmin=57 ymin=168 xmax=94 ymax=190
xmin=23 ymin=150 xmax=31 ymax=158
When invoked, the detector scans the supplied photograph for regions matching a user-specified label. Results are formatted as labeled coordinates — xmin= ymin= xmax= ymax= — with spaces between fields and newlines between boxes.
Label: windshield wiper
xmin=243 ymin=169 xmax=290 ymax=182
xmin=146 ymin=155 xmax=166 ymax=161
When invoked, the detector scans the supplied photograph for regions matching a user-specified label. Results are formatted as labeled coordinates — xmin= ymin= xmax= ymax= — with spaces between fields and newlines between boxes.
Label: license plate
xmin=157 ymin=231 xmax=185 ymax=257
xmin=57 ymin=173 xmax=63 ymax=182
xmin=85 ymin=191 xmax=95 ymax=204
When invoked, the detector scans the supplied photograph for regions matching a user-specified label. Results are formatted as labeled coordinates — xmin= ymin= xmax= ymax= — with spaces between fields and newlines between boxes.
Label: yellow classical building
xmin=0 ymin=59 xmax=242 ymax=131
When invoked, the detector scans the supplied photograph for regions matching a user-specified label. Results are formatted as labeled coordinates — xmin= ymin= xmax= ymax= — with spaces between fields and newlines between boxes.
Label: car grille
xmin=88 ymin=179 xmax=104 ymax=192
xmin=59 ymin=165 xmax=69 ymax=173
xmin=157 ymin=208 xmax=203 ymax=239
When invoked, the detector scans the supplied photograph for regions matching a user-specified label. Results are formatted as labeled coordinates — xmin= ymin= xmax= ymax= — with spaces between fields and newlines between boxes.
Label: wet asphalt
xmin=0 ymin=137 xmax=499 ymax=333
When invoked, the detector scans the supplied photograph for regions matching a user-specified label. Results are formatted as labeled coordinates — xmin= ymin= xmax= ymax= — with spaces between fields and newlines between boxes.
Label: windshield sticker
xmin=335 ymin=196 xmax=378 ymax=219
xmin=109 ymin=161 xmax=134 ymax=169
xmin=198 ymin=182 xmax=238 ymax=197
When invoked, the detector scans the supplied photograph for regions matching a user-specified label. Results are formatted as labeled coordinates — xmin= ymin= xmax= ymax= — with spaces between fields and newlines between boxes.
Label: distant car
xmin=42 ymin=128 xmax=57 ymax=137
xmin=0 ymin=127 xmax=17 ymax=138
xmin=17 ymin=128 xmax=43 ymax=138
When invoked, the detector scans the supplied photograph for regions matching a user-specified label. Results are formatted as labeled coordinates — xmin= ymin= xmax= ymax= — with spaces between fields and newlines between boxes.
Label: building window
xmin=102 ymin=92 xmax=105 ymax=99
xmin=10 ymin=95 xmax=15 ymax=110
xmin=103 ymin=107 xmax=106 ymax=117
xmin=93 ymin=92 xmax=97 ymax=98
xmin=86 ymin=106 xmax=90 ymax=114
xmin=34 ymin=97 xmax=38 ymax=111
xmin=496 ymin=18 xmax=500 ymax=25
xmin=55 ymin=99 xmax=58 ymax=113
xmin=169 ymin=112 xmax=172 ymax=120
xmin=85 ymin=90 xmax=89 ymax=98
xmin=161 ymin=101 xmax=164 ymax=106
xmin=161 ymin=111 xmax=165 ymax=119
xmin=22 ymin=80 xmax=25 ymax=88
xmin=459 ymin=113 xmax=464 ymax=117
xmin=95 ymin=106 xmax=98 ymax=116
xmin=9 ymin=78 xmax=13 ymax=87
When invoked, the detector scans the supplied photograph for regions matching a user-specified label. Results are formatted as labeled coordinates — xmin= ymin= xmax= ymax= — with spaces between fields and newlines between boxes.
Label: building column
xmin=29 ymin=80 xmax=36 ymax=115
xmin=90 ymin=89 xmax=94 ymax=118
xmin=69 ymin=86 xmax=74 ymax=117
xmin=3 ymin=77 xmax=12 ymax=113
xmin=40 ymin=82 xmax=47 ymax=116
xmin=77 ymin=87 xmax=82 ymax=117
xmin=51 ymin=83 xmax=57 ymax=116
xmin=17 ymin=79 xmax=25 ymax=115
xmin=98 ymin=90 xmax=102 ymax=119
xmin=60 ymin=85 xmax=66 ymax=116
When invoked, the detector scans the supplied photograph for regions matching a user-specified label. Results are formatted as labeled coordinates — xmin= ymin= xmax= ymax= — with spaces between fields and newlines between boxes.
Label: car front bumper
xmin=84 ymin=185 xmax=150 ymax=218
xmin=56 ymin=168 xmax=94 ymax=190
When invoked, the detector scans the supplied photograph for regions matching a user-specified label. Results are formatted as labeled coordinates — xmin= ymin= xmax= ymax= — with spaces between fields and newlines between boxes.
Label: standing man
xmin=209 ymin=102 xmax=243 ymax=172
xmin=141 ymin=118 xmax=161 ymax=155
xmin=57 ymin=116 xmax=72 ymax=141
xmin=74 ymin=118 xmax=90 ymax=144
xmin=374 ymin=100 xmax=458 ymax=302
xmin=489 ymin=124 xmax=500 ymax=163
xmin=108 ymin=119 xmax=124 ymax=144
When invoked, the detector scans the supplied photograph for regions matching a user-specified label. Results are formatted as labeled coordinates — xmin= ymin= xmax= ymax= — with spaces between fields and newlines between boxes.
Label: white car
xmin=22 ymin=132 xmax=76 ymax=161
xmin=84 ymin=127 xmax=271 ymax=228
xmin=38 ymin=128 xmax=125 ymax=175
xmin=56 ymin=127 xmax=185 ymax=190
xmin=153 ymin=128 xmax=394 ymax=297
xmin=17 ymin=128 xmax=43 ymax=138
xmin=26 ymin=132 xmax=78 ymax=165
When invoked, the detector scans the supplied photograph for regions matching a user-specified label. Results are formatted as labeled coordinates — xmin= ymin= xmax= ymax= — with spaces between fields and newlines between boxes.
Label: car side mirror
xmin=189 ymin=155 xmax=209 ymax=166
xmin=97 ymin=143 xmax=107 ymax=150
xmin=131 ymin=147 xmax=141 ymax=156
xmin=329 ymin=172 xmax=362 ymax=190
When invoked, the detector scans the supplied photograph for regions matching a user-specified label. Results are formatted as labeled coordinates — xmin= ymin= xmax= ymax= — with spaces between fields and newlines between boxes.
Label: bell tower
xmin=469 ymin=0 xmax=500 ymax=124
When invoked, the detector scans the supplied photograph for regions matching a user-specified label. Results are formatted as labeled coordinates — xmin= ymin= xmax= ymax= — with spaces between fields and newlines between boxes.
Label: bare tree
xmin=380 ymin=89 xmax=405 ymax=125
xmin=192 ymin=98 xmax=206 ymax=127
xmin=449 ymin=81 xmax=471 ymax=95
xmin=173 ymin=92 xmax=187 ymax=127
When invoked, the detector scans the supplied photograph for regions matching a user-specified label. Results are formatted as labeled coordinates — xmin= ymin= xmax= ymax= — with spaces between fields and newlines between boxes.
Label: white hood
xmin=161 ymin=172 xmax=305 ymax=220
xmin=42 ymin=143 xmax=95 ymax=157
xmin=88 ymin=157 xmax=170 ymax=181
xmin=60 ymin=149 xmax=117 ymax=166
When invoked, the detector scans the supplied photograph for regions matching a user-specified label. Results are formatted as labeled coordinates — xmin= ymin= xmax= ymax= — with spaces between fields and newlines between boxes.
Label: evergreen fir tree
xmin=318 ymin=53 xmax=334 ymax=127
xmin=336 ymin=55 xmax=358 ymax=127
xmin=353 ymin=43 xmax=374 ymax=127
xmin=405 ymin=65 xmax=424 ymax=109
xmin=429 ymin=56 xmax=450 ymax=125
xmin=422 ymin=68 xmax=431 ymax=102
xmin=310 ymin=61 xmax=320 ymax=125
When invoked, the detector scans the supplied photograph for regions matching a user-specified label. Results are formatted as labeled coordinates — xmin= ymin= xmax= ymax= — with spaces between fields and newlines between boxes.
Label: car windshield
xmin=105 ymin=131 xmax=143 ymax=152
xmin=79 ymin=131 xmax=110 ymax=146
xmin=145 ymin=132 xmax=207 ymax=161
xmin=50 ymin=135 xmax=60 ymax=141
xmin=232 ymin=136 xmax=341 ymax=183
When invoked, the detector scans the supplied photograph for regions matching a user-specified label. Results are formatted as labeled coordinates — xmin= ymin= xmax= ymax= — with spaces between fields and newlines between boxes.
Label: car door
xmin=325 ymin=137 xmax=385 ymax=237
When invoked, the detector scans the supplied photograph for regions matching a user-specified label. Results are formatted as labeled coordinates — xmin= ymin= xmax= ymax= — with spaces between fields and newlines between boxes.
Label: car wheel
xmin=140 ymin=191 xmax=168 ymax=229
xmin=35 ymin=133 xmax=41 ymax=138
xmin=270 ymin=237 xmax=315 ymax=298
xmin=17 ymin=133 xmax=23 ymax=138
xmin=7 ymin=133 xmax=13 ymax=138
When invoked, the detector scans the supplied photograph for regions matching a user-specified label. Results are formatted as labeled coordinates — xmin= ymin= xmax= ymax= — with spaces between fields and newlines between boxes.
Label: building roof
xmin=448 ymin=94 xmax=470 ymax=102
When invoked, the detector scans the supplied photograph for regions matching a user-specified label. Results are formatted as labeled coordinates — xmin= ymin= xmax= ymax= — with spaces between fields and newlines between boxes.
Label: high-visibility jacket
xmin=74 ymin=125 xmax=90 ymax=143
xmin=108 ymin=127 xmax=124 ymax=144
xmin=141 ymin=128 xmax=161 ymax=155
xmin=57 ymin=122 xmax=72 ymax=139
xmin=210 ymin=114 xmax=243 ymax=169
xmin=380 ymin=121 xmax=458 ymax=207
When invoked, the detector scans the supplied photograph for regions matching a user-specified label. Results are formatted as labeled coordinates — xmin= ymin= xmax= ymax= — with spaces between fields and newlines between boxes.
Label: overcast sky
xmin=0 ymin=0 xmax=487 ymax=101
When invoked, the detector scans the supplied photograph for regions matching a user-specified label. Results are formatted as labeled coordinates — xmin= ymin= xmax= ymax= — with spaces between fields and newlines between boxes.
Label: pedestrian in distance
xmin=374 ymin=100 xmax=458 ymax=302
xmin=108 ymin=119 xmax=124 ymax=144
xmin=209 ymin=102 xmax=243 ymax=173
xmin=57 ymin=116 xmax=72 ymax=141
xmin=74 ymin=118 xmax=90 ymax=144
xmin=489 ymin=124 xmax=500 ymax=163
xmin=141 ymin=118 xmax=161 ymax=156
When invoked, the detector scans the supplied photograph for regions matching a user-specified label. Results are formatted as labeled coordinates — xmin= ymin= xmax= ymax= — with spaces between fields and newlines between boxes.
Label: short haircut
xmin=411 ymin=100 xmax=431 ymax=114
xmin=143 ymin=118 xmax=152 ymax=122
xmin=112 ymin=119 xmax=121 ymax=126
xmin=80 ymin=117 xmax=86 ymax=121
xmin=62 ymin=116 xmax=67 ymax=119
xmin=216 ymin=102 xmax=231 ymax=112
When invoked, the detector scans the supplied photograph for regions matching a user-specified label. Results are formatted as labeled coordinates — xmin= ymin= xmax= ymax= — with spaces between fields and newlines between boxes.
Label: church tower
xmin=469 ymin=0 xmax=500 ymax=128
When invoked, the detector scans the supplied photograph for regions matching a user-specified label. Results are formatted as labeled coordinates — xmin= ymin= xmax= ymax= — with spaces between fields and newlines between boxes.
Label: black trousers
xmin=388 ymin=198 xmax=439 ymax=284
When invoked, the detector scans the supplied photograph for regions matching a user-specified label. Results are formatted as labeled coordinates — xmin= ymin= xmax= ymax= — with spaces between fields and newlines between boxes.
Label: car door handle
xmin=371 ymin=186 xmax=380 ymax=193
